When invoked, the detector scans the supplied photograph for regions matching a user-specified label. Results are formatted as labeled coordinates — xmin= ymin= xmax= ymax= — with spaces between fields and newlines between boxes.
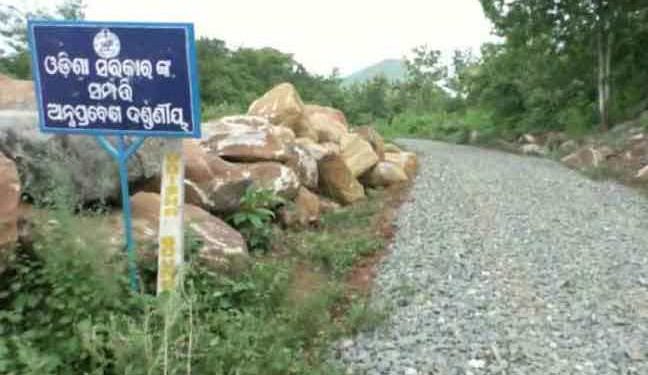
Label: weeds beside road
xmin=0 ymin=186 xmax=408 ymax=374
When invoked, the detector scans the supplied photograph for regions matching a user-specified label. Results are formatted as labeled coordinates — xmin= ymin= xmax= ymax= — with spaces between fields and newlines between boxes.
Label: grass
xmin=373 ymin=109 xmax=499 ymax=145
xmin=279 ymin=191 xmax=386 ymax=277
xmin=0 ymin=186 xmax=406 ymax=374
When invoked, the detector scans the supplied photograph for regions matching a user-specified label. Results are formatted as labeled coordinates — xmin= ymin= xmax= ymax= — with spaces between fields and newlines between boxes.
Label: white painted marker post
xmin=157 ymin=139 xmax=185 ymax=294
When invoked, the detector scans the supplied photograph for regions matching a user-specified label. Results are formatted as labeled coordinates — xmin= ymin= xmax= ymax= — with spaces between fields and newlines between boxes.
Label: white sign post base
xmin=157 ymin=139 xmax=185 ymax=294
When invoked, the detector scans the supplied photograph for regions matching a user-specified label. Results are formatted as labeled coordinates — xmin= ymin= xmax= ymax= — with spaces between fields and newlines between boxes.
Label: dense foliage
xmin=195 ymin=38 xmax=345 ymax=118
xmin=343 ymin=1 xmax=648 ymax=140
xmin=3 ymin=1 xmax=648 ymax=139
xmin=475 ymin=0 xmax=648 ymax=134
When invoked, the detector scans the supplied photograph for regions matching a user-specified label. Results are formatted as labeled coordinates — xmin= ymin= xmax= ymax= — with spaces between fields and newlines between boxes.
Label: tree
xmin=0 ymin=0 xmax=85 ymax=79
xmin=56 ymin=0 xmax=85 ymax=21
xmin=479 ymin=0 xmax=648 ymax=131
xmin=402 ymin=45 xmax=448 ymax=114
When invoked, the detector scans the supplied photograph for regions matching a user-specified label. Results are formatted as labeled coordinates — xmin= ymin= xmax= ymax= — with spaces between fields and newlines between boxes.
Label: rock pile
xmin=516 ymin=125 xmax=648 ymax=183
xmin=0 ymin=77 xmax=417 ymax=273
xmin=237 ymin=82 xmax=416 ymax=211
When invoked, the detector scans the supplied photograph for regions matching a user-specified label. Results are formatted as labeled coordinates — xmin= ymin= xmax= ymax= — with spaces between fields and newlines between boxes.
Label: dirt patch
xmin=344 ymin=183 xmax=412 ymax=297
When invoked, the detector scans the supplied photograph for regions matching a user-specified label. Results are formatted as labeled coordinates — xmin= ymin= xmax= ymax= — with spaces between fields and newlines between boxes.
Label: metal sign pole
xmin=96 ymin=135 xmax=146 ymax=292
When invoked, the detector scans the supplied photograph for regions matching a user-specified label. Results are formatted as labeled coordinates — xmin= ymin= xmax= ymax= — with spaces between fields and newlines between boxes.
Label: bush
xmin=0 ymin=210 xmax=133 ymax=373
xmin=227 ymin=187 xmax=284 ymax=252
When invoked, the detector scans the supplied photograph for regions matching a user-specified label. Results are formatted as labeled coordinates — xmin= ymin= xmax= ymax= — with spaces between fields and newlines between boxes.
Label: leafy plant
xmin=228 ymin=187 xmax=284 ymax=252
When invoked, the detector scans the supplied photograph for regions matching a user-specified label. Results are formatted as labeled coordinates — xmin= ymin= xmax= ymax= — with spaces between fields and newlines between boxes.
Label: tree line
xmin=2 ymin=1 xmax=648 ymax=139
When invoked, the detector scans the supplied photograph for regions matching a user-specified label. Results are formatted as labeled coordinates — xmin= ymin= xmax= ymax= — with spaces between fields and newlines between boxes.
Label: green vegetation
xmin=280 ymin=190 xmax=386 ymax=277
xmin=195 ymin=38 xmax=345 ymax=119
xmin=0 ymin=0 xmax=84 ymax=78
xmin=0 ymin=188 xmax=394 ymax=374
xmin=344 ymin=2 xmax=648 ymax=142
xmin=227 ymin=187 xmax=284 ymax=253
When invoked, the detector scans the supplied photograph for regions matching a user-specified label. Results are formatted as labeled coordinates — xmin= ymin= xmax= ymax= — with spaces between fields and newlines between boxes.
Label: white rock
xmin=521 ymin=143 xmax=546 ymax=156
xmin=635 ymin=165 xmax=648 ymax=180
xmin=340 ymin=339 xmax=354 ymax=349
xmin=468 ymin=359 xmax=486 ymax=369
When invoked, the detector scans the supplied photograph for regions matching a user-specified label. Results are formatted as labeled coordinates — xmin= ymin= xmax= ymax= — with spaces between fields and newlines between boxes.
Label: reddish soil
xmin=344 ymin=183 xmax=412 ymax=298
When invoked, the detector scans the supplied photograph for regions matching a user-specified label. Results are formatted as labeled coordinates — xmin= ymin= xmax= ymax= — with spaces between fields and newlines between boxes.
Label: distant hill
xmin=343 ymin=59 xmax=406 ymax=86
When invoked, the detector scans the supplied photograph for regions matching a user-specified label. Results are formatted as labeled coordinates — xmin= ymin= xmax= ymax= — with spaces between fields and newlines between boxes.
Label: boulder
xmin=521 ymin=143 xmax=547 ymax=156
xmin=385 ymin=151 xmax=417 ymax=179
xmin=242 ymin=162 xmax=300 ymax=200
xmin=306 ymin=104 xmax=348 ymax=126
xmin=320 ymin=142 xmax=341 ymax=155
xmin=295 ymin=124 xmax=319 ymax=142
xmin=561 ymin=146 xmax=614 ymax=169
xmin=559 ymin=140 xmax=579 ymax=154
xmin=204 ymin=116 xmax=289 ymax=163
xmin=183 ymin=203 xmax=249 ymax=271
xmin=279 ymin=187 xmax=320 ymax=227
xmin=468 ymin=130 xmax=480 ymax=144
xmin=318 ymin=154 xmax=365 ymax=205
xmin=248 ymin=83 xmax=305 ymax=130
xmin=339 ymin=133 xmax=379 ymax=178
xmin=284 ymin=144 xmax=318 ymax=190
xmin=201 ymin=115 xmax=270 ymax=139
xmin=129 ymin=192 xmax=248 ymax=271
xmin=0 ymin=110 xmax=52 ymax=197
xmin=294 ymin=187 xmax=320 ymax=224
xmin=636 ymin=165 xmax=648 ymax=181
xmin=0 ymin=74 xmax=36 ymax=110
xmin=0 ymin=152 xmax=20 ymax=273
xmin=0 ymin=110 xmax=163 ymax=205
xmin=268 ymin=125 xmax=296 ymax=144
xmin=544 ymin=132 xmax=568 ymax=149
xmin=384 ymin=143 xmax=402 ymax=153
xmin=362 ymin=161 xmax=408 ymax=187
xmin=166 ymin=140 xmax=252 ymax=214
xmin=623 ymin=139 xmax=648 ymax=166
xmin=295 ymin=137 xmax=333 ymax=161
xmin=519 ymin=133 xmax=537 ymax=144
xmin=354 ymin=126 xmax=385 ymax=160
xmin=318 ymin=195 xmax=341 ymax=214
xmin=301 ymin=105 xmax=348 ymax=143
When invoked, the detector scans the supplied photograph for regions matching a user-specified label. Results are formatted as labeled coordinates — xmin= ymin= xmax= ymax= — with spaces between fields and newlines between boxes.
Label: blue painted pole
xmin=96 ymin=135 xmax=146 ymax=292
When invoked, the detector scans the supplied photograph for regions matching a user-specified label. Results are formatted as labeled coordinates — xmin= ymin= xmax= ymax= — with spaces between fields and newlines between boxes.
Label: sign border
xmin=27 ymin=20 xmax=202 ymax=139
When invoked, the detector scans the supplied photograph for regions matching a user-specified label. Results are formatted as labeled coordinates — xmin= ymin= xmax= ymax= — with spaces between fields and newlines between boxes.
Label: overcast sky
xmin=7 ymin=0 xmax=496 ymax=75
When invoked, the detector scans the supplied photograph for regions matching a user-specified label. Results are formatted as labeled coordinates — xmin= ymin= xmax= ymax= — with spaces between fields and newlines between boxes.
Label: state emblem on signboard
xmin=93 ymin=28 xmax=121 ymax=59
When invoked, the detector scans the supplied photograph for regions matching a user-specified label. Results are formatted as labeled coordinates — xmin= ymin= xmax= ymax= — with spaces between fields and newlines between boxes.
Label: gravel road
xmin=336 ymin=139 xmax=648 ymax=375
